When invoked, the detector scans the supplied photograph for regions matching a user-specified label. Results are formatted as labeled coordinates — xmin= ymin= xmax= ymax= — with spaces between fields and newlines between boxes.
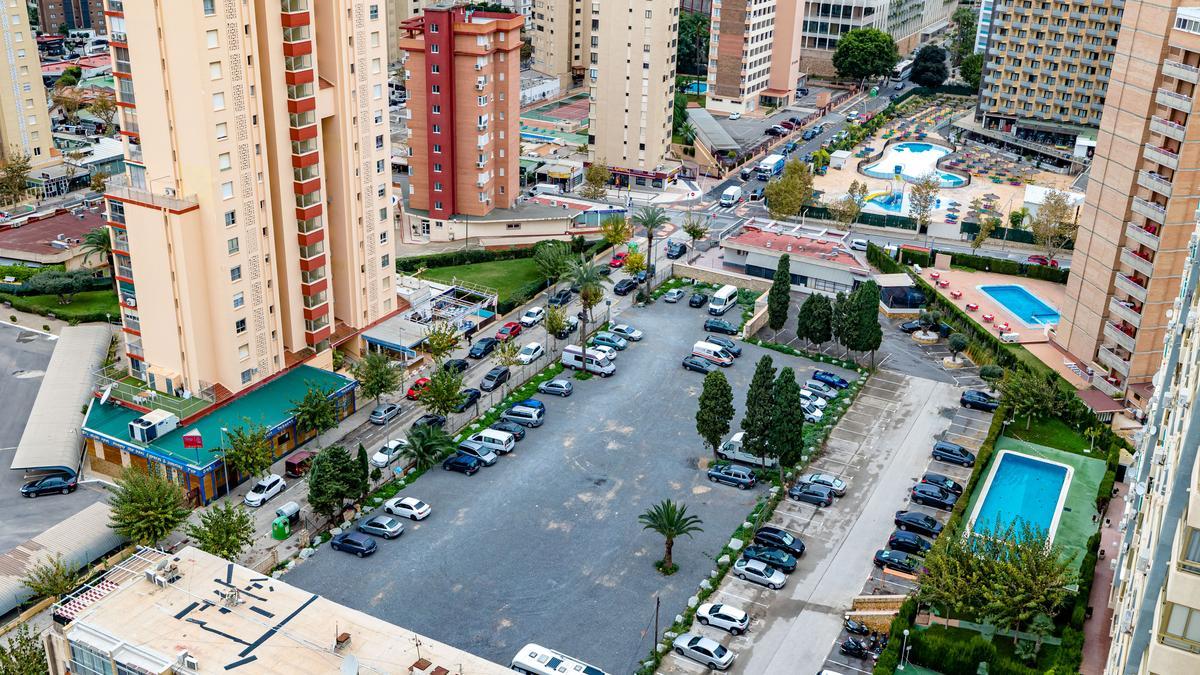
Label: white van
xmin=692 ymin=341 xmax=735 ymax=367
xmin=720 ymin=186 xmax=743 ymax=207
xmin=560 ymin=345 xmax=616 ymax=377
xmin=708 ymin=284 xmax=739 ymax=316
xmin=467 ymin=428 xmax=516 ymax=455
xmin=716 ymin=432 xmax=779 ymax=468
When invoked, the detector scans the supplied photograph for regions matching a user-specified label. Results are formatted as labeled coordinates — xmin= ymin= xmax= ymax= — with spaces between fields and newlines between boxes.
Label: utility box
xmin=272 ymin=516 xmax=291 ymax=540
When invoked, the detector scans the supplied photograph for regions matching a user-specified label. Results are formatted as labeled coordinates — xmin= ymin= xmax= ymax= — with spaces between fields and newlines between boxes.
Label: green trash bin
xmin=272 ymin=515 xmax=291 ymax=540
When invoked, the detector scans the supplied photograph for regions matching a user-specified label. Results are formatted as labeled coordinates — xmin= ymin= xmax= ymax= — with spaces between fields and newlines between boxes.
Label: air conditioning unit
xmin=124 ymin=296 xmax=136 ymax=307
xmin=164 ymin=187 xmax=176 ymax=197
xmin=474 ymin=63 xmax=483 ymax=71
xmin=476 ymin=82 xmax=486 ymax=91
xmin=476 ymin=161 xmax=486 ymax=168
xmin=477 ymin=123 xmax=487 ymax=131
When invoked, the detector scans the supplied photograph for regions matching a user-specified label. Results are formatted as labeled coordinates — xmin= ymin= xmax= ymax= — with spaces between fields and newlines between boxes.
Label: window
xmin=1163 ymin=602 xmax=1200 ymax=652
xmin=432 ymin=104 xmax=441 ymax=114
xmin=434 ymin=182 xmax=443 ymax=191
xmin=431 ymin=44 xmax=440 ymax=54
xmin=218 ymin=152 xmax=231 ymax=170
xmin=376 ymin=159 xmax=385 ymax=173
xmin=238 ymin=344 xmax=250 ymax=360
xmin=433 ymin=163 xmax=443 ymax=172
xmin=431 ymin=84 xmax=440 ymax=94
xmin=380 ymin=230 xmax=389 ymax=243
xmin=207 ymin=29 xmax=219 ymax=49
xmin=224 ymin=210 xmax=236 ymax=227
xmin=227 ymin=237 xmax=239 ymax=254
xmin=216 ymin=122 xmax=228 ymax=140
xmin=432 ymin=124 xmax=441 ymax=134
xmin=221 ymin=182 xmax=234 ymax=199
xmin=374 ymin=110 xmax=383 ymax=124
xmin=235 ymin=318 xmax=247 ymax=333
xmin=241 ymin=368 xmax=254 ymax=384
xmin=381 ymin=254 xmax=390 ymax=268
xmin=233 ymin=292 xmax=245 ymax=309
xmin=433 ymin=143 xmax=442 ymax=153
xmin=373 ymin=83 xmax=383 ymax=99
xmin=69 ymin=641 xmax=113 ymax=675
xmin=204 ymin=0 xmax=216 ymax=15
xmin=379 ymin=207 xmax=388 ymax=221
xmin=431 ymin=64 xmax=440 ymax=74
xmin=370 ymin=31 xmax=380 ymax=48
xmin=230 ymin=265 xmax=242 ymax=281
xmin=369 ymin=4 xmax=378 ymax=20
xmin=1183 ymin=528 xmax=1200 ymax=574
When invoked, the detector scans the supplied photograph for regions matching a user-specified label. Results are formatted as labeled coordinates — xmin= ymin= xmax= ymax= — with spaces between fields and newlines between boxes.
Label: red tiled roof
xmin=1078 ymin=388 xmax=1126 ymax=413
xmin=0 ymin=208 xmax=106 ymax=255
xmin=42 ymin=55 xmax=111 ymax=74
xmin=725 ymin=227 xmax=866 ymax=268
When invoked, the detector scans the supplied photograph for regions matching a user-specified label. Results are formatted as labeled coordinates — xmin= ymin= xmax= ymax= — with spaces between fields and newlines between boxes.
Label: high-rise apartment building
xmin=1102 ymin=215 xmax=1200 ymax=675
xmin=681 ymin=0 xmax=713 ymax=13
xmin=398 ymin=3 xmax=522 ymax=222
xmin=1 ymin=3 xmax=54 ymax=167
xmin=1053 ymin=2 xmax=1200 ymax=404
xmin=387 ymin=0 xmax=428 ymax=65
xmin=798 ymin=0 xmax=955 ymax=75
xmin=529 ymin=0 xmax=587 ymax=89
xmin=104 ymin=0 xmax=395 ymax=398
xmin=587 ymin=0 xmax=680 ymax=187
xmin=706 ymin=0 xmax=804 ymax=115
xmin=36 ymin=0 xmax=106 ymax=34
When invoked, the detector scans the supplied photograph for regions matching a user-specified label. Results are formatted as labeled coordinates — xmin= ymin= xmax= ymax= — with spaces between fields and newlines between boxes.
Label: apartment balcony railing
xmin=1125 ymin=221 xmax=1161 ymax=251
xmin=1097 ymin=344 xmax=1132 ymax=376
xmin=1150 ymin=115 xmax=1187 ymax=142
xmin=1144 ymin=144 xmax=1180 ymax=170
xmin=126 ymin=342 xmax=144 ymax=358
xmin=107 ymin=184 xmax=198 ymax=211
xmin=1163 ymin=59 xmax=1200 ymax=84
xmin=1121 ymin=247 xmax=1157 ymax=277
xmin=1137 ymin=170 xmax=1174 ymax=198
xmin=1108 ymin=296 xmax=1143 ymax=328
xmin=122 ymin=314 xmax=140 ymax=331
xmin=1091 ymin=371 xmax=1125 ymax=398
xmin=116 ymin=264 xmax=134 ymax=279
xmin=1104 ymin=320 xmax=1138 ymax=352
xmin=1132 ymin=196 xmax=1168 ymax=224
xmin=125 ymin=143 xmax=143 ymax=163
xmin=1156 ymin=88 xmax=1193 ymax=113
xmin=1115 ymin=272 xmax=1149 ymax=302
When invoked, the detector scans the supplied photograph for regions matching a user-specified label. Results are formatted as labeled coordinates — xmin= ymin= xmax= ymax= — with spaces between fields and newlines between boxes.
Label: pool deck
xmin=921 ymin=267 xmax=1065 ymax=345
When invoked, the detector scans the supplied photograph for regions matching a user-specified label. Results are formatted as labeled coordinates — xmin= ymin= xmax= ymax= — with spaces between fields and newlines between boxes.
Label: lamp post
xmin=898 ymin=628 xmax=910 ymax=670
xmin=218 ymin=427 xmax=231 ymax=497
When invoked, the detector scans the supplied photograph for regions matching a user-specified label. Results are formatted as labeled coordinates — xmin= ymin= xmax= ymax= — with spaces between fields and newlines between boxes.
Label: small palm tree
xmin=632 ymin=206 xmax=671 ymax=290
xmin=564 ymin=255 xmax=610 ymax=351
xmin=80 ymin=226 xmax=115 ymax=288
xmin=678 ymin=121 xmax=697 ymax=145
xmin=638 ymin=499 xmax=703 ymax=572
xmin=402 ymin=425 xmax=454 ymax=472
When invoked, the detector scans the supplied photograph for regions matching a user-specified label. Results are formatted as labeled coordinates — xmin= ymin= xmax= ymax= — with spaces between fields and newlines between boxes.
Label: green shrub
xmin=910 ymin=626 xmax=997 ymax=674
xmin=991 ymin=655 xmax=1042 ymax=675
xmin=1097 ymin=469 xmax=1116 ymax=509
xmin=900 ymin=248 xmax=931 ymax=267
xmin=1053 ymin=627 xmax=1084 ymax=673
xmin=867 ymin=242 xmax=903 ymax=274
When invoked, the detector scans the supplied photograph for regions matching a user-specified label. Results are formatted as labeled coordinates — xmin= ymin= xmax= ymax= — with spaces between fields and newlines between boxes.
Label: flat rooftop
xmin=55 ymin=546 xmax=510 ymax=674
xmin=724 ymin=226 xmax=866 ymax=269
xmin=82 ymin=365 xmax=354 ymax=471
xmin=0 ymin=206 xmax=105 ymax=256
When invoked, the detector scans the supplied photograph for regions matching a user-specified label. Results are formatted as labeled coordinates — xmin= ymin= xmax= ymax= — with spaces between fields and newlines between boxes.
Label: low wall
xmin=673 ymin=262 xmax=772 ymax=293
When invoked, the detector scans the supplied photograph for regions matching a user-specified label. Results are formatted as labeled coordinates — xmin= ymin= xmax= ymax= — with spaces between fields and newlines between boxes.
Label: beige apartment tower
xmin=104 ymin=0 xmax=395 ymax=398
xmin=529 ymin=0 xmax=588 ymax=88
xmin=706 ymin=0 xmax=804 ymax=115
xmin=1053 ymin=2 xmax=1200 ymax=404
xmin=1 ymin=3 xmax=54 ymax=167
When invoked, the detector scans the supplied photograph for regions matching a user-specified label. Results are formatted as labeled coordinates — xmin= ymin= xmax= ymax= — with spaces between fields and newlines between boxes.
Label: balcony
xmin=1104 ymin=320 xmax=1138 ymax=352
xmin=126 ymin=342 xmax=144 ymax=358
xmin=1137 ymin=170 xmax=1173 ymax=197
xmin=1163 ymin=59 xmax=1200 ymax=84
xmin=1156 ymin=88 xmax=1193 ymax=113
xmin=1144 ymin=143 xmax=1180 ymax=170
xmin=122 ymin=313 xmax=140 ymax=332
xmin=1150 ymin=115 xmax=1187 ymax=142
xmin=1108 ymin=296 xmax=1143 ymax=327
xmin=1132 ymin=196 xmax=1168 ymax=223
xmin=1121 ymin=247 xmax=1157 ymax=276
xmin=1092 ymin=371 xmax=1125 ymax=398
xmin=1115 ymin=272 xmax=1149 ymax=302
xmin=1097 ymin=344 xmax=1132 ymax=376
xmin=107 ymin=184 xmax=198 ymax=212
xmin=1125 ymin=221 xmax=1161 ymax=251
xmin=126 ymin=143 xmax=143 ymax=163
xmin=116 ymin=263 xmax=134 ymax=279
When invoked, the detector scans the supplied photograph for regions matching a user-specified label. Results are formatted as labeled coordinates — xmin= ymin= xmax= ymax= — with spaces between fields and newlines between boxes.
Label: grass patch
xmin=1 ymin=289 xmax=119 ymax=322
xmin=1007 ymin=416 xmax=1092 ymax=455
xmin=420 ymin=258 xmax=544 ymax=304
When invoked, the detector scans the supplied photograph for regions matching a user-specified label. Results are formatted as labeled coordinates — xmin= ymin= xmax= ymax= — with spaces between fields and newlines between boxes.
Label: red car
xmin=406 ymin=377 xmax=431 ymax=400
xmin=609 ymin=252 xmax=628 ymax=268
xmin=496 ymin=321 xmax=523 ymax=341
xmin=1025 ymin=255 xmax=1059 ymax=268
xmin=779 ymin=121 xmax=796 ymax=130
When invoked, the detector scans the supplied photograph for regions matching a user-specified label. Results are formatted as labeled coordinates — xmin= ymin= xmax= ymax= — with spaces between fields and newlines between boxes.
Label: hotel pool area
xmin=968 ymin=451 xmax=1073 ymax=543
xmin=861 ymin=142 xmax=968 ymax=187
xmin=979 ymin=284 xmax=1061 ymax=327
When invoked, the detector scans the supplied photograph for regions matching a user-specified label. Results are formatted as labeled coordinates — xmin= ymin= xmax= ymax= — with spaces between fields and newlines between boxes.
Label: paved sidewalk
xmin=1081 ymin=481 xmax=1125 ymax=675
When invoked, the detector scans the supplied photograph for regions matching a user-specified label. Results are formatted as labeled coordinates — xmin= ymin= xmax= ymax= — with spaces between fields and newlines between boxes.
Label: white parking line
xmin=823 ymin=658 xmax=876 ymax=674
xmin=715 ymin=590 xmax=772 ymax=608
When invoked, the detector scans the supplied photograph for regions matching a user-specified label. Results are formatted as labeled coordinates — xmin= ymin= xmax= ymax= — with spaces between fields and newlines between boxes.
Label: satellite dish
xmin=99 ymin=383 xmax=113 ymax=406
xmin=1135 ymin=482 xmax=1147 ymax=496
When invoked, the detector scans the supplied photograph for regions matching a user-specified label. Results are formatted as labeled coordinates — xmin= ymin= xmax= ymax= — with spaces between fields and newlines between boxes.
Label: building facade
xmin=1 ymin=4 xmax=55 ymax=167
xmin=1102 ymin=216 xmax=1200 ymax=674
xmin=1053 ymin=2 xmax=1200 ymax=404
xmin=104 ymin=0 xmax=395 ymax=399
xmin=528 ymin=0 xmax=587 ymax=88
xmin=799 ymin=0 xmax=954 ymax=74
xmin=706 ymin=0 xmax=804 ymax=115
xmin=36 ymin=0 xmax=106 ymax=34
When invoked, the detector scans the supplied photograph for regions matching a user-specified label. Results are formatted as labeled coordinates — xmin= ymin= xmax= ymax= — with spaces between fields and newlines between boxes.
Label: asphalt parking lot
xmin=284 ymin=298 xmax=859 ymax=672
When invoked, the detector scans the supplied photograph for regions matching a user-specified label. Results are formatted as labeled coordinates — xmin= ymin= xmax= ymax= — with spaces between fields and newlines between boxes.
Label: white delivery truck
xmin=560 ymin=345 xmax=616 ymax=376
xmin=719 ymin=186 xmax=743 ymax=207
xmin=708 ymin=284 xmax=739 ymax=316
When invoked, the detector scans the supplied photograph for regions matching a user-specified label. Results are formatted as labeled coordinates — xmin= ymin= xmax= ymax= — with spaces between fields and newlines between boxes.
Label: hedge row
xmin=0 ymin=263 xmax=63 ymax=283
xmin=0 ymin=293 xmax=113 ymax=323
xmin=395 ymin=236 xmax=601 ymax=273
xmin=945 ymin=250 xmax=1070 ymax=284
xmin=1 ymin=275 xmax=113 ymax=296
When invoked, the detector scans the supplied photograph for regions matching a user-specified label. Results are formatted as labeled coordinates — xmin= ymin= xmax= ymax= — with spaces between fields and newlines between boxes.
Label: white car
xmin=803 ymin=472 xmax=847 ymax=497
xmin=383 ymin=496 xmax=431 ymax=520
xmin=243 ymin=474 xmax=285 ymax=507
xmin=517 ymin=341 xmax=545 ymax=365
xmin=589 ymin=344 xmax=617 ymax=361
xmin=371 ymin=438 xmax=408 ymax=468
xmin=801 ymin=401 xmax=824 ymax=424
xmin=733 ymin=557 xmax=786 ymax=589
xmin=663 ymin=288 xmax=686 ymax=303
xmin=799 ymin=389 xmax=827 ymax=408
xmin=672 ymin=633 xmax=736 ymax=670
xmin=610 ymin=324 xmax=643 ymax=341
xmin=727 ymin=112 xmax=742 ymax=121
xmin=850 ymin=238 xmax=869 ymax=251
xmin=696 ymin=603 xmax=750 ymax=635
xmin=519 ymin=306 xmax=546 ymax=327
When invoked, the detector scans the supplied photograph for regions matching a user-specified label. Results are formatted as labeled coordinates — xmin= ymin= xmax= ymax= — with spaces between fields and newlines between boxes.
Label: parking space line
xmin=823 ymin=658 xmax=876 ymax=674
xmin=715 ymin=590 xmax=772 ymax=608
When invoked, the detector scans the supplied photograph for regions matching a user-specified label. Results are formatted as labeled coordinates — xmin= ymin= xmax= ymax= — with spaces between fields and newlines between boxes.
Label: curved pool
xmin=862 ymin=142 xmax=967 ymax=187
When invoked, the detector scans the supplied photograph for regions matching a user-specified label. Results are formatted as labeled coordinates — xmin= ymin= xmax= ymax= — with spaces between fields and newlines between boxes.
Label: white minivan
xmin=467 ymin=428 xmax=516 ymax=455
xmin=692 ymin=341 xmax=735 ymax=367
xmin=708 ymin=284 xmax=739 ymax=316
xmin=720 ymin=186 xmax=743 ymax=207
xmin=561 ymin=345 xmax=615 ymax=376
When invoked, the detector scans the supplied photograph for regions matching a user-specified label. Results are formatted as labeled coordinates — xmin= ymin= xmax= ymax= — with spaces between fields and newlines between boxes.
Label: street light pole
xmin=899 ymin=628 xmax=910 ymax=670
xmin=219 ymin=427 xmax=231 ymax=497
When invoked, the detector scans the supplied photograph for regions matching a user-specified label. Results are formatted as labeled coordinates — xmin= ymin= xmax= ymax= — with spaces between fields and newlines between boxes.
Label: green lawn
xmin=1 ymin=289 xmax=119 ymax=322
xmin=419 ymin=258 xmax=544 ymax=303
xmin=1007 ymin=416 xmax=1093 ymax=455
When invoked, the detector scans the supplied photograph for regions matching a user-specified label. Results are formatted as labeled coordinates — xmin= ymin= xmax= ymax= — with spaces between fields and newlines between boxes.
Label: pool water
xmin=979 ymin=284 xmax=1060 ymax=327
xmin=862 ymin=142 xmax=967 ymax=187
xmin=970 ymin=451 xmax=1071 ymax=541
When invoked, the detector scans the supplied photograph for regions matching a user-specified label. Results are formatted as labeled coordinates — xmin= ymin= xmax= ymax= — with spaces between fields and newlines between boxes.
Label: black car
xmin=894 ymin=510 xmax=944 ymax=538
xmin=921 ymin=471 xmax=963 ymax=496
xmin=704 ymin=334 xmax=741 ymax=357
xmin=898 ymin=319 xmax=923 ymax=333
xmin=555 ymin=315 xmax=580 ymax=339
xmin=683 ymin=354 xmax=717 ymax=373
xmin=689 ymin=292 xmax=709 ymax=308
xmin=666 ymin=241 xmax=687 ymax=259
xmin=442 ymin=358 xmax=469 ymax=375
xmin=547 ymin=288 xmax=573 ymax=307
xmin=489 ymin=419 xmax=527 ymax=440
xmin=748 ymin=186 xmax=765 ymax=201
xmin=707 ymin=464 xmax=756 ymax=489
xmin=753 ymin=526 xmax=804 ymax=557
xmin=20 ymin=473 xmax=77 ymax=498
xmin=480 ymin=366 xmax=511 ymax=392
xmin=742 ymin=545 xmax=797 ymax=573
xmin=469 ymin=337 xmax=499 ymax=359
xmin=874 ymin=549 xmax=921 ymax=574
xmin=454 ymin=388 xmax=482 ymax=413
xmin=704 ymin=318 xmax=739 ymax=335
xmin=932 ymin=441 xmax=976 ymax=467
xmin=442 ymin=453 xmax=482 ymax=475
xmin=788 ymin=481 xmax=834 ymax=507
xmin=614 ymin=278 xmax=639 ymax=296
xmin=740 ymin=168 xmax=753 ymax=180
xmin=330 ymin=532 xmax=378 ymax=557
xmin=888 ymin=530 xmax=933 ymax=555
xmin=961 ymin=389 xmax=1000 ymax=411
xmin=411 ymin=413 xmax=447 ymax=429
xmin=911 ymin=483 xmax=958 ymax=510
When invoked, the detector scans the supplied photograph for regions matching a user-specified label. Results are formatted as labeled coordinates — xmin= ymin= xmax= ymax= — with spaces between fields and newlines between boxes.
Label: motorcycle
xmin=844 ymin=618 xmax=870 ymax=636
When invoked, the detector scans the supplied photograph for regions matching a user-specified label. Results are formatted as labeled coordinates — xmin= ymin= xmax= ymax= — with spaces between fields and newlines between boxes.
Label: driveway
xmin=283 ymin=299 xmax=859 ymax=672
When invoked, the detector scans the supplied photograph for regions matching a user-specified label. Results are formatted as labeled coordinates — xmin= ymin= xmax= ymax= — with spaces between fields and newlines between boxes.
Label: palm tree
xmin=678 ymin=121 xmax=697 ymax=146
xmin=402 ymin=425 xmax=454 ymax=472
xmin=631 ymin=205 xmax=671 ymax=291
xmin=80 ymin=226 xmax=116 ymax=288
xmin=638 ymin=499 xmax=703 ymax=571
xmin=564 ymin=255 xmax=609 ymax=351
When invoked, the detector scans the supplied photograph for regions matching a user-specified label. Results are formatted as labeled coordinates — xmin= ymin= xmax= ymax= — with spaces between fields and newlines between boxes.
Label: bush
xmin=910 ymin=626 xmax=997 ymax=674
xmin=1097 ymin=469 xmax=1116 ymax=510
xmin=395 ymin=246 xmax=535 ymax=273
xmin=867 ymin=242 xmax=902 ymax=274
xmin=1053 ymin=627 xmax=1084 ymax=673
xmin=899 ymin=248 xmax=931 ymax=267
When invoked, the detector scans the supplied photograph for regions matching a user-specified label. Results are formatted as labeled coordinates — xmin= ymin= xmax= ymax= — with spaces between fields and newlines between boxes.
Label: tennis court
xmin=522 ymin=92 xmax=590 ymax=123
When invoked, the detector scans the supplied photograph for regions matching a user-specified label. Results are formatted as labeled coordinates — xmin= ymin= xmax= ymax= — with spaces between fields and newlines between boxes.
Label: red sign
xmin=182 ymin=429 xmax=203 ymax=449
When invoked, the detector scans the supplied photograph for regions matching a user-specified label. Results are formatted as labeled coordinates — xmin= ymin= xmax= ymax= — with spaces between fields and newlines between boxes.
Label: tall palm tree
xmin=80 ymin=226 xmax=116 ymax=288
xmin=402 ymin=425 xmax=455 ymax=472
xmin=564 ymin=255 xmax=609 ymax=353
xmin=638 ymin=499 xmax=703 ymax=571
xmin=631 ymin=205 xmax=671 ymax=291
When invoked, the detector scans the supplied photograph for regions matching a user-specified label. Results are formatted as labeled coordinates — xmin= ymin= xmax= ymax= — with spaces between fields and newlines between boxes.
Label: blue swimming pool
xmin=862 ymin=142 xmax=968 ymax=187
xmin=979 ymin=284 xmax=1060 ymax=327
xmin=969 ymin=451 xmax=1071 ymax=541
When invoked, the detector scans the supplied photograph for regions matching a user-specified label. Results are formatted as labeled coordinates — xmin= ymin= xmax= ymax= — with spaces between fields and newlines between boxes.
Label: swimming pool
xmin=968 ymin=450 xmax=1073 ymax=543
xmin=979 ymin=284 xmax=1060 ymax=327
xmin=862 ymin=142 xmax=967 ymax=187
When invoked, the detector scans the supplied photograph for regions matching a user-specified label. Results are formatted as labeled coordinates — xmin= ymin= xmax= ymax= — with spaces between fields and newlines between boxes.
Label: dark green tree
xmin=980 ymin=364 xmax=1004 ymax=392
xmin=831 ymin=28 xmax=899 ymax=82
xmin=21 ymin=553 xmax=81 ymax=598
xmin=353 ymin=351 xmax=400 ymax=405
xmin=402 ymin=425 xmax=455 ymax=472
xmin=831 ymin=292 xmax=857 ymax=356
xmin=533 ymin=239 xmax=572 ymax=288
xmin=418 ymin=368 xmax=466 ymax=417
xmin=422 ymin=321 xmax=460 ymax=364
xmin=949 ymin=7 xmax=978 ymax=66
xmin=677 ymin=10 xmax=711 ymax=76
xmin=911 ymin=45 xmax=949 ymax=89
xmin=849 ymin=281 xmax=883 ymax=364
xmin=222 ymin=421 xmax=274 ymax=479
xmin=631 ymin=205 xmax=671 ymax=288
xmin=948 ymin=333 xmax=970 ymax=363
xmin=27 ymin=269 xmax=93 ymax=304
xmin=961 ymin=52 xmax=984 ymax=90
xmin=696 ymin=370 xmax=735 ymax=454
xmin=0 ymin=150 xmax=32 ymax=205
xmin=740 ymin=356 xmax=777 ymax=464
xmin=764 ymin=159 xmax=814 ymax=220
xmin=796 ymin=293 xmax=833 ymax=348
xmin=0 ymin=623 xmax=48 ymax=675
xmin=109 ymin=467 xmax=190 ymax=546
xmin=290 ymin=384 xmax=339 ymax=446
xmin=306 ymin=446 xmax=357 ymax=519
xmin=355 ymin=444 xmax=371 ymax=499
xmin=768 ymin=368 xmax=805 ymax=482
xmin=767 ymin=253 xmax=792 ymax=335
xmin=186 ymin=502 xmax=254 ymax=561
xmin=1000 ymin=368 xmax=1058 ymax=429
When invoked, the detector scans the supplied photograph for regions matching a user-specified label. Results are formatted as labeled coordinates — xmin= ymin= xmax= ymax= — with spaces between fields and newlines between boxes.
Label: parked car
xmin=921 ymin=471 xmax=964 ymax=496
xmin=754 ymin=526 xmax=804 ymax=557
xmin=703 ymin=334 xmax=741 ymax=357
xmin=613 ymin=278 xmax=639 ymax=296
xmin=696 ymin=603 xmax=750 ymax=636
xmin=932 ymin=440 xmax=976 ymax=467
xmin=704 ymin=318 xmax=739 ymax=335
xmin=592 ymin=331 xmax=628 ymax=350
xmin=689 ymin=292 xmax=709 ymax=308
xmin=405 ymin=377 xmax=431 ymax=400
xmin=663 ymin=288 xmax=686 ymax=303
xmin=672 ymin=633 xmax=736 ymax=670
xmin=442 ymin=358 xmax=469 ymax=375
xmin=489 ymin=419 xmax=527 ymax=440
xmin=849 ymin=238 xmax=869 ymax=251
xmin=788 ymin=481 xmax=834 ymax=507
xmin=442 ymin=453 xmax=482 ymax=475
xmin=911 ymin=483 xmax=958 ymax=510
xmin=480 ymin=366 xmax=511 ymax=392
xmin=739 ymin=168 xmax=753 ymax=180
xmin=894 ymin=510 xmax=944 ymax=538
xmin=801 ymin=129 xmax=817 ymax=141
xmin=874 ymin=549 xmax=923 ymax=575
xmin=495 ymin=321 xmax=523 ymax=341
xmin=813 ymin=370 xmax=850 ymax=389
xmin=384 ymin=496 xmax=431 ymax=520
xmin=888 ymin=530 xmax=933 ymax=555
xmin=589 ymin=344 xmax=618 ymax=362
xmin=329 ymin=532 xmax=377 ymax=557
xmin=537 ymin=379 xmax=574 ymax=397
xmin=898 ymin=319 xmax=924 ymax=333
xmin=683 ymin=354 xmax=717 ymax=373
xmin=554 ymin=315 xmax=580 ymax=339
xmin=357 ymin=515 xmax=404 ymax=539
xmin=519 ymin=307 xmax=546 ymax=327
xmin=803 ymin=380 xmax=838 ymax=399
xmin=500 ymin=404 xmax=544 ymax=428
xmin=765 ymin=126 xmax=784 ymax=137
xmin=517 ymin=342 xmax=545 ymax=364
xmin=840 ymin=637 xmax=873 ymax=659
xmin=20 ymin=473 xmax=77 ymax=498
xmin=961 ymin=389 xmax=1000 ymax=411
xmin=779 ymin=121 xmax=796 ymax=130
xmin=799 ymin=389 xmax=827 ymax=409
xmin=802 ymin=472 xmax=847 ymax=496
xmin=733 ymin=557 xmax=787 ymax=589
xmin=411 ymin=413 xmax=446 ymax=429
xmin=748 ymin=186 xmax=765 ymax=201
xmin=609 ymin=252 xmax=628 ymax=268
xmin=800 ymin=401 xmax=824 ymax=423
xmin=453 ymin=388 xmax=482 ymax=413
xmin=1025 ymin=255 xmax=1059 ymax=268
xmin=610 ymin=324 xmax=643 ymax=341
xmin=666 ymin=241 xmax=687 ymax=259
xmin=783 ymin=140 xmax=798 ymax=153
xmin=472 ymin=338 xmax=502 ymax=359
xmin=742 ymin=545 xmax=797 ymax=573
xmin=456 ymin=440 xmax=498 ymax=466
xmin=370 ymin=439 xmax=408 ymax=468
xmin=727 ymin=112 xmax=742 ymax=121
xmin=547 ymin=289 xmax=573 ymax=307
xmin=707 ymin=463 xmax=757 ymax=489
xmin=243 ymin=474 xmax=286 ymax=507
xmin=369 ymin=402 xmax=401 ymax=425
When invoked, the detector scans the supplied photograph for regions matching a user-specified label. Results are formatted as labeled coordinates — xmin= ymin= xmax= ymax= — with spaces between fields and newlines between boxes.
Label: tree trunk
xmin=1026 ymin=415 xmax=1032 ymax=430
xmin=663 ymin=537 xmax=674 ymax=569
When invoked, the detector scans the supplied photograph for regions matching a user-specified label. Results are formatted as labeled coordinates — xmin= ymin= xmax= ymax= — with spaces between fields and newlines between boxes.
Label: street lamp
xmin=898 ymin=628 xmax=910 ymax=670
xmin=218 ymin=427 xmax=231 ymax=497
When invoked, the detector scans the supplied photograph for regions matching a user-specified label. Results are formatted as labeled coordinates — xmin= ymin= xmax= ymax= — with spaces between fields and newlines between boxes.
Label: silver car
xmin=537 ymin=379 xmax=574 ymax=397
xmin=672 ymin=633 xmax=736 ymax=670
xmin=803 ymin=472 xmax=847 ymax=496
xmin=610 ymin=324 xmax=644 ymax=341
xmin=733 ymin=557 xmax=786 ymax=589
xmin=663 ymin=288 xmax=686 ymax=303
xmin=356 ymin=515 xmax=404 ymax=539
xmin=369 ymin=402 xmax=401 ymax=425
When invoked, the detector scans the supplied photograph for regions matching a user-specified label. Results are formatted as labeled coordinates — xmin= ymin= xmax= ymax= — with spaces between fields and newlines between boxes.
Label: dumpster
xmin=275 ymin=501 xmax=301 ymax=525
xmin=272 ymin=515 xmax=291 ymax=540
